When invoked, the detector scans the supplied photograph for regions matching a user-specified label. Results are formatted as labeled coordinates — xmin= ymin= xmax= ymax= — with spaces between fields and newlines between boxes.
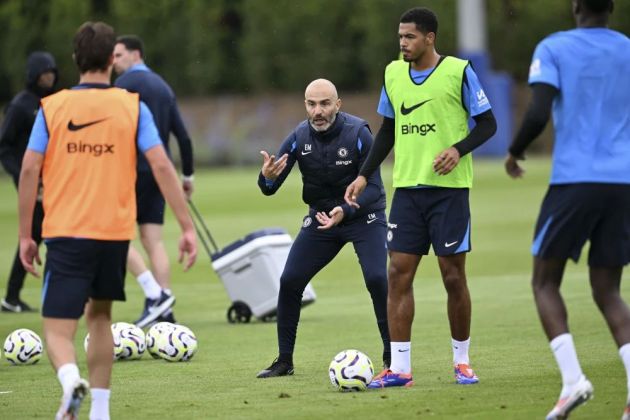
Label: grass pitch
xmin=0 ymin=158 xmax=628 ymax=419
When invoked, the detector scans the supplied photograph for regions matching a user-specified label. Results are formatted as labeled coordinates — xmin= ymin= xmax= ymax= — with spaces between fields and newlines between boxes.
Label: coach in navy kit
xmin=256 ymin=79 xmax=390 ymax=378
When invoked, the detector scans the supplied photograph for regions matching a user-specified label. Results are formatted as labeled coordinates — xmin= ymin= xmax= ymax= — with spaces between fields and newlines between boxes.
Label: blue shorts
xmin=387 ymin=187 xmax=471 ymax=256
xmin=532 ymin=183 xmax=630 ymax=267
xmin=42 ymin=239 xmax=129 ymax=319
xmin=136 ymin=171 xmax=165 ymax=225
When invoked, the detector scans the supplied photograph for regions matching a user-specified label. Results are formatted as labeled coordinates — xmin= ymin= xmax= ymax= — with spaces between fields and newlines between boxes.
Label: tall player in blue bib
xmin=505 ymin=1 xmax=630 ymax=418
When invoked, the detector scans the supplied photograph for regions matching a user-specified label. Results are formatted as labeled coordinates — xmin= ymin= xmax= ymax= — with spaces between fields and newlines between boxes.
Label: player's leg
xmin=531 ymin=185 xmax=597 ymax=419
xmin=368 ymin=189 xmax=425 ymax=388
xmin=257 ymin=215 xmax=343 ymax=378
xmin=586 ymin=184 xmax=630 ymax=418
xmin=427 ymin=188 xmax=477 ymax=384
xmin=85 ymin=239 xmax=128 ymax=420
xmin=128 ymin=243 xmax=173 ymax=328
xmin=139 ymin=223 xmax=170 ymax=289
xmin=135 ymin=171 xmax=175 ymax=323
xmin=85 ymin=299 xmax=113 ymax=420
xmin=42 ymin=238 xmax=93 ymax=420
xmin=347 ymin=210 xmax=390 ymax=367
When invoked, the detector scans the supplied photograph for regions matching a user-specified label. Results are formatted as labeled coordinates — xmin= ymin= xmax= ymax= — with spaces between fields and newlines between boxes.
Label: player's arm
xmin=138 ymin=102 xmax=197 ymax=270
xmin=17 ymin=108 xmax=47 ymax=276
xmin=258 ymin=133 xmax=296 ymax=196
xmin=433 ymin=65 xmax=497 ymax=175
xmin=0 ymin=103 xmax=26 ymax=186
xmin=506 ymin=41 xmax=559 ymax=178
xmin=344 ymin=116 xmax=394 ymax=207
xmin=169 ymin=99 xmax=195 ymax=198
xmin=340 ymin=125 xmax=385 ymax=219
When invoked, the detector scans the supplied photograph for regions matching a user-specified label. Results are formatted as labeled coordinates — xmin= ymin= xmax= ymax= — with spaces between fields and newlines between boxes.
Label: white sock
xmin=390 ymin=342 xmax=411 ymax=374
xmin=619 ymin=343 xmax=630 ymax=401
xmin=452 ymin=337 xmax=470 ymax=365
xmin=550 ymin=333 xmax=583 ymax=398
xmin=57 ymin=363 xmax=80 ymax=395
xmin=164 ymin=288 xmax=173 ymax=296
xmin=89 ymin=388 xmax=110 ymax=420
xmin=136 ymin=271 xmax=161 ymax=300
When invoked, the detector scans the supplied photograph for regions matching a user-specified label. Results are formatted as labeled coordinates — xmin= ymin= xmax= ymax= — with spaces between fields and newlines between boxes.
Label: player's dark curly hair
xmin=73 ymin=22 xmax=116 ymax=73
xmin=581 ymin=0 xmax=613 ymax=13
xmin=400 ymin=7 xmax=438 ymax=36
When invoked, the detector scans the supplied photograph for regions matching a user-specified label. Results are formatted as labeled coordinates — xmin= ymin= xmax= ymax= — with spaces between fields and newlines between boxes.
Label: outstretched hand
xmin=504 ymin=154 xmax=525 ymax=178
xmin=315 ymin=206 xmax=344 ymax=230
xmin=260 ymin=150 xmax=288 ymax=180
xmin=344 ymin=176 xmax=367 ymax=209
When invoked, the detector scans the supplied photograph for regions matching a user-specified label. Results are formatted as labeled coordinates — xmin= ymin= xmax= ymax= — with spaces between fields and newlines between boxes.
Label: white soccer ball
xmin=328 ymin=349 xmax=374 ymax=392
xmin=116 ymin=324 xmax=146 ymax=360
xmin=146 ymin=322 xmax=176 ymax=359
xmin=3 ymin=328 xmax=43 ymax=365
xmin=155 ymin=324 xmax=198 ymax=362
xmin=84 ymin=323 xmax=127 ymax=360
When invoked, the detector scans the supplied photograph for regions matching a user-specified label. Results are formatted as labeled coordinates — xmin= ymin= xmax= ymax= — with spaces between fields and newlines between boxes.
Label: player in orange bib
xmin=18 ymin=22 xmax=196 ymax=420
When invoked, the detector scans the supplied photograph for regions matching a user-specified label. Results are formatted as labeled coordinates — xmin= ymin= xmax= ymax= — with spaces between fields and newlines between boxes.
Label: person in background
xmin=113 ymin=35 xmax=195 ymax=327
xmin=505 ymin=0 xmax=630 ymax=418
xmin=0 ymin=51 xmax=57 ymax=313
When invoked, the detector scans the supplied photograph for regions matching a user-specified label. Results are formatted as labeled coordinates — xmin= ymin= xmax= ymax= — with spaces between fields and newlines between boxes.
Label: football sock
xmin=136 ymin=271 xmax=161 ymax=300
xmin=57 ymin=363 xmax=80 ymax=395
xmin=619 ymin=342 xmax=630 ymax=400
xmin=89 ymin=388 xmax=110 ymax=420
xmin=390 ymin=342 xmax=411 ymax=374
xmin=452 ymin=337 xmax=470 ymax=365
xmin=550 ymin=333 xmax=583 ymax=398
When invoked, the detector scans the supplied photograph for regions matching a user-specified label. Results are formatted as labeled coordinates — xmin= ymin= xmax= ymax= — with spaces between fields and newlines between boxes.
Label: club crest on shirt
xmin=337 ymin=147 xmax=348 ymax=158
xmin=303 ymin=216 xmax=312 ymax=228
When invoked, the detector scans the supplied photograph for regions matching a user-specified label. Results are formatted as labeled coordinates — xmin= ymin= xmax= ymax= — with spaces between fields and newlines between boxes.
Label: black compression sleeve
xmin=509 ymin=83 xmax=558 ymax=158
xmin=359 ymin=117 xmax=394 ymax=178
xmin=452 ymin=109 xmax=497 ymax=157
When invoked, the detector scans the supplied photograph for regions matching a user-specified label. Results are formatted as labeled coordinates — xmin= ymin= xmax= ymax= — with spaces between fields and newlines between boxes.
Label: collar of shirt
xmin=126 ymin=63 xmax=151 ymax=74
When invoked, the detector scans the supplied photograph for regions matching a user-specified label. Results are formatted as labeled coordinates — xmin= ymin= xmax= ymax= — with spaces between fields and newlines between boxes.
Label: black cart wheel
xmin=227 ymin=301 xmax=252 ymax=323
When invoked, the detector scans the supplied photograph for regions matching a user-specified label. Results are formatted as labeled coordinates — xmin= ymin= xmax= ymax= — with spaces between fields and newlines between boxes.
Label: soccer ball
xmin=328 ymin=349 xmax=374 ymax=391
xmin=146 ymin=322 xmax=176 ymax=359
xmin=116 ymin=324 xmax=146 ymax=360
xmin=84 ymin=323 xmax=128 ymax=360
xmin=155 ymin=324 xmax=198 ymax=362
xmin=3 ymin=328 xmax=43 ymax=365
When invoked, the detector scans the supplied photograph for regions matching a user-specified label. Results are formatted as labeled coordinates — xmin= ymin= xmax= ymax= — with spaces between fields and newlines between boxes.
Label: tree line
xmin=1 ymin=0 xmax=628 ymax=101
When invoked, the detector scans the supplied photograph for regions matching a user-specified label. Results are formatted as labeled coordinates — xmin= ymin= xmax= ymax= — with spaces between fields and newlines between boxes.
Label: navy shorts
xmin=42 ymin=239 xmax=129 ymax=319
xmin=136 ymin=171 xmax=165 ymax=225
xmin=532 ymin=183 xmax=630 ymax=267
xmin=387 ymin=187 xmax=471 ymax=256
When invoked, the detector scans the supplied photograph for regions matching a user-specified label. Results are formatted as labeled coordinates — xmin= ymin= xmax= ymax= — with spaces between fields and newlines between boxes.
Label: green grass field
xmin=0 ymin=158 xmax=628 ymax=419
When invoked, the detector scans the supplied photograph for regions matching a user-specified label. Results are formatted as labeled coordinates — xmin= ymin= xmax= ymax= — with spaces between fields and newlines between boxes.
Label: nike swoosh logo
xmin=400 ymin=99 xmax=432 ymax=116
xmin=301 ymin=151 xmax=312 ymax=156
xmin=445 ymin=241 xmax=458 ymax=248
xmin=367 ymin=218 xmax=378 ymax=224
xmin=67 ymin=118 xmax=109 ymax=131
xmin=397 ymin=349 xmax=409 ymax=352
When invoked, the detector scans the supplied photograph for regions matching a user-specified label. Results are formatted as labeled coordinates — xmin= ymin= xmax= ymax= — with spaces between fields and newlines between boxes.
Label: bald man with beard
xmin=256 ymin=79 xmax=390 ymax=378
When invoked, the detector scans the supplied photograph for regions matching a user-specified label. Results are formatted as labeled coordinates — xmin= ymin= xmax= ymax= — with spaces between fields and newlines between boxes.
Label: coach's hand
xmin=344 ymin=176 xmax=367 ymax=208
xmin=504 ymin=154 xmax=525 ymax=179
xmin=316 ymin=206 xmax=344 ymax=230
xmin=178 ymin=229 xmax=197 ymax=271
xmin=260 ymin=151 xmax=288 ymax=181
xmin=433 ymin=146 xmax=460 ymax=175
xmin=19 ymin=237 xmax=41 ymax=277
